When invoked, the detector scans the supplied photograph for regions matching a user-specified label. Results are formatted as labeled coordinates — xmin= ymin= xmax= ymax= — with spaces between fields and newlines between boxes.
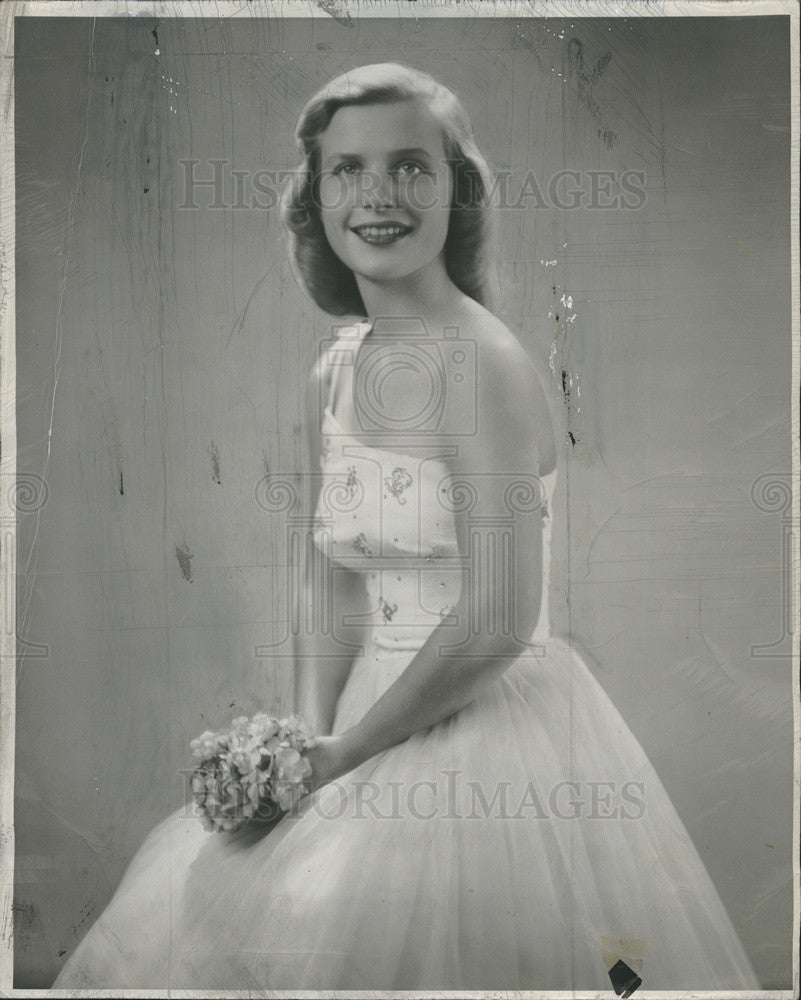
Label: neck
xmin=354 ymin=253 xmax=467 ymax=326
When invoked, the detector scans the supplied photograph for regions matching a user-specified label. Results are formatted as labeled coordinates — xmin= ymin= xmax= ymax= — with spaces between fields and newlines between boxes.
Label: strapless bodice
xmin=312 ymin=322 xmax=556 ymax=652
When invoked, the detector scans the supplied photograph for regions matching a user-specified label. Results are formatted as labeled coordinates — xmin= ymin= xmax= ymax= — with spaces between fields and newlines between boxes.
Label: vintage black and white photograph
xmin=1 ymin=1 xmax=798 ymax=995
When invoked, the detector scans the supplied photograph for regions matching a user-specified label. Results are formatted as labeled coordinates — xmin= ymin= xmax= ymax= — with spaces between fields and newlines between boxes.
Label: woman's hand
xmin=302 ymin=734 xmax=358 ymax=794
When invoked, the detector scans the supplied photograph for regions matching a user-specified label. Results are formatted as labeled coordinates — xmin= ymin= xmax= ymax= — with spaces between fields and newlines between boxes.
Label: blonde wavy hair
xmin=280 ymin=62 xmax=498 ymax=317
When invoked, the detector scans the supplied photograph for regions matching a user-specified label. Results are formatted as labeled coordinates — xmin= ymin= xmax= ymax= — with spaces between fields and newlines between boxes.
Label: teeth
xmin=356 ymin=225 xmax=408 ymax=237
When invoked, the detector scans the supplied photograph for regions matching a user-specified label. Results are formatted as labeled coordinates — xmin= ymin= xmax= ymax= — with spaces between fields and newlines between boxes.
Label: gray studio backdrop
xmin=13 ymin=13 xmax=792 ymax=989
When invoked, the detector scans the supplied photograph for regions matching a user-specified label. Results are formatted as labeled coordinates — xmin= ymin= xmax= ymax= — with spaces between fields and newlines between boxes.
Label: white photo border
xmin=0 ymin=2 xmax=797 ymax=997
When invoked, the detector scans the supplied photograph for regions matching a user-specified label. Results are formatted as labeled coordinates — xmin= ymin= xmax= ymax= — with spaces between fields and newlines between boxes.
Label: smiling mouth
xmin=351 ymin=224 xmax=413 ymax=246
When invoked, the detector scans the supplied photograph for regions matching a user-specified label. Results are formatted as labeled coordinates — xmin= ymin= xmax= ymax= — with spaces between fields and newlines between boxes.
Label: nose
xmin=363 ymin=170 xmax=397 ymax=209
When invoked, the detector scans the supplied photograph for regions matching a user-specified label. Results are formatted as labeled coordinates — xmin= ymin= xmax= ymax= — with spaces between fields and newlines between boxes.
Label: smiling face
xmin=316 ymin=98 xmax=454 ymax=285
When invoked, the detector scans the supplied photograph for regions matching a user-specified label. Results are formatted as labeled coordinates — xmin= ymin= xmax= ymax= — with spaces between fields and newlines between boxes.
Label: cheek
xmin=401 ymin=175 xmax=450 ymax=215
xmin=317 ymin=175 xmax=351 ymax=221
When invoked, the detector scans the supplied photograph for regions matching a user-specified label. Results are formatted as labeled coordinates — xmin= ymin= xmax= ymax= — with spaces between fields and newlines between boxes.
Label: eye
xmin=332 ymin=162 xmax=360 ymax=176
xmin=394 ymin=160 xmax=427 ymax=177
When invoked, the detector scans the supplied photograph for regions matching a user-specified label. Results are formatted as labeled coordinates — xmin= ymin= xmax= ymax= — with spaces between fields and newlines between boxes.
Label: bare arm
xmin=337 ymin=331 xmax=551 ymax=770
xmin=293 ymin=554 xmax=369 ymax=736
xmin=292 ymin=347 xmax=370 ymax=736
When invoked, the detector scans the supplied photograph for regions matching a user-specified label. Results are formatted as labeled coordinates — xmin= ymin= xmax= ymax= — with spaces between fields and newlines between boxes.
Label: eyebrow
xmin=323 ymin=147 xmax=435 ymax=165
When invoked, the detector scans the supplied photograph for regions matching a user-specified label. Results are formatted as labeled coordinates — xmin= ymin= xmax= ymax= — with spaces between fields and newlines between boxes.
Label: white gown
xmin=52 ymin=322 xmax=760 ymax=992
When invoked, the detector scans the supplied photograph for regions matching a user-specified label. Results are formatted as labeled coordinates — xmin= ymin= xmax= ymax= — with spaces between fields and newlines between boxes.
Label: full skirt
xmin=52 ymin=635 xmax=760 ymax=991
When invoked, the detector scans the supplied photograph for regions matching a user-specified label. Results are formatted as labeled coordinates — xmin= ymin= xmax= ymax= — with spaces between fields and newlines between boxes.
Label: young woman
xmin=52 ymin=62 xmax=760 ymax=991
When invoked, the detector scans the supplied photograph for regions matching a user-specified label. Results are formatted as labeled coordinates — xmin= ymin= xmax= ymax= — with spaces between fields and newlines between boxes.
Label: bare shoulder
xmin=451 ymin=312 xmax=557 ymax=475
xmin=464 ymin=314 xmax=542 ymax=382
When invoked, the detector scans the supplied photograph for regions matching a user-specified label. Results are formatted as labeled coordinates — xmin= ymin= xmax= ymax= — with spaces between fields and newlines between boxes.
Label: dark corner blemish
xmin=608 ymin=958 xmax=642 ymax=997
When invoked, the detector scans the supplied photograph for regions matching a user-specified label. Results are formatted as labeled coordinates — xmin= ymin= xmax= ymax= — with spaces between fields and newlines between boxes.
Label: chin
xmin=353 ymin=261 xmax=423 ymax=283
xmin=329 ymin=232 xmax=434 ymax=279
xmin=348 ymin=248 xmax=442 ymax=284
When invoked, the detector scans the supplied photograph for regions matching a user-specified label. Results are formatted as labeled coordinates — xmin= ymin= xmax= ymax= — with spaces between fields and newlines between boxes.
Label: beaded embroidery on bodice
xmin=312 ymin=322 xmax=556 ymax=651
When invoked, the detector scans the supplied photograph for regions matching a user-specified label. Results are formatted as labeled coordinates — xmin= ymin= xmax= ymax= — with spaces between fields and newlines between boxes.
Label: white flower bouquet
xmin=189 ymin=713 xmax=314 ymax=833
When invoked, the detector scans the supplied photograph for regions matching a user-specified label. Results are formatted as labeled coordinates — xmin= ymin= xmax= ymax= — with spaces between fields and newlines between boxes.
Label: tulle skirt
xmin=52 ymin=635 xmax=760 ymax=991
